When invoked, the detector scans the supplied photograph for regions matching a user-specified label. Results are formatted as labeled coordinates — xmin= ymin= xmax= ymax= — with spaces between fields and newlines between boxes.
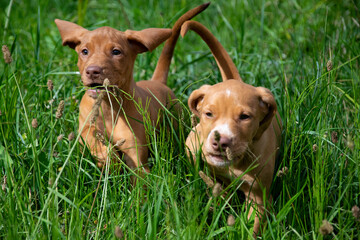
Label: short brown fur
xmin=55 ymin=4 xmax=209 ymax=180
xmin=182 ymin=20 xmax=282 ymax=236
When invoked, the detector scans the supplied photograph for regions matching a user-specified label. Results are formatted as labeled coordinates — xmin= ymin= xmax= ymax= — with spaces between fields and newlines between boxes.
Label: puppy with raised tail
xmin=181 ymin=20 xmax=282 ymax=235
xmin=55 ymin=4 xmax=209 ymax=181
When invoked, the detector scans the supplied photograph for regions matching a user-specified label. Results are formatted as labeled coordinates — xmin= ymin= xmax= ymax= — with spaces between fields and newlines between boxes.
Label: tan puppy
xmin=55 ymin=4 xmax=209 ymax=178
xmin=182 ymin=21 xmax=282 ymax=235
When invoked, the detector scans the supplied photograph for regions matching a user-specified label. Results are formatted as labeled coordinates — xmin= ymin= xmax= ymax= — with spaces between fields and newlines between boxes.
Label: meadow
xmin=0 ymin=0 xmax=359 ymax=239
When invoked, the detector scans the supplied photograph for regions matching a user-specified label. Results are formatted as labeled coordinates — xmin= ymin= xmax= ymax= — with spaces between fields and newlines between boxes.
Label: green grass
xmin=1 ymin=0 xmax=359 ymax=239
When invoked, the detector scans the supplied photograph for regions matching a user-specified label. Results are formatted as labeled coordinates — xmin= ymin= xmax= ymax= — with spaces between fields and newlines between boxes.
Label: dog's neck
xmin=233 ymin=146 xmax=256 ymax=168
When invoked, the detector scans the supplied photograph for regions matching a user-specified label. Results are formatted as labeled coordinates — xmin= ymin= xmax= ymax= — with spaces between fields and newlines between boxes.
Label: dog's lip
xmin=86 ymin=88 xmax=103 ymax=98
xmin=84 ymin=82 xmax=107 ymax=98
xmin=206 ymin=153 xmax=233 ymax=168
xmin=84 ymin=82 xmax=109 ymax=95
xmin=207 ymin=153 xmax=229 ymax=162
xmin=84 ymin=82 xmax=104 ymax=88
xmin=87 ymin=88 xmax=103 ymax=93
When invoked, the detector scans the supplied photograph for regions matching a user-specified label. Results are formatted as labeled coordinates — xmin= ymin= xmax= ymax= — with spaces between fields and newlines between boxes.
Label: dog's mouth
xmin=85 ymin=82 xmax=105 ymax=98
xmin=206 ymin=152 xmax=232 ymax=167
xmin=87 ymin=82 xmax=105 ymax=89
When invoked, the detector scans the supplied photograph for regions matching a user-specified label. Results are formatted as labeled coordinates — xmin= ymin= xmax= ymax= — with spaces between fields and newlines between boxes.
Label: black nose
xmin=211 ymin=134 xmax=231 ymax=151
xmin=86 ymin=65 xmax=102 ymax=79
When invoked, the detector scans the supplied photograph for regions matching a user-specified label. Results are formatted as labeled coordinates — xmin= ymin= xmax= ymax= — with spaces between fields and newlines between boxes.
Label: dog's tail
xmin=151 ymin=2 xmax=210 ymax=85
xmin=180 ymin=20 xmax=242 ymax=82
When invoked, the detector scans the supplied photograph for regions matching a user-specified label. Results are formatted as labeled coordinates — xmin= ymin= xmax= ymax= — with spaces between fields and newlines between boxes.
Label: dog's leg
xmin=80 ymin=125 xmax=116 ymax=168
xmin=243 ymin=184 xmax=269 ymax=236
xmin=123 ymin=146 xmax=150 ymax=186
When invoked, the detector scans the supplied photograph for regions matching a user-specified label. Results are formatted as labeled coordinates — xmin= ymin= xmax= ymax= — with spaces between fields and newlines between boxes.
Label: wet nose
xmin=86 ymin=65 xmax=102 ymax=79
xmin=211 ymin=134 xmax=232 ymax=151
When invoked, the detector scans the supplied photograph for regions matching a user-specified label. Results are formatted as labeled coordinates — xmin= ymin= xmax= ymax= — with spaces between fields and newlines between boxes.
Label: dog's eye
xmin=205 ymin=112 xmax=213 ymax=118
xmin=81 ymin=49 xmax=89 ymax=55
xmin=112 ymin=49 xmax=122 ymax=55
xmin=239 ymin=114 xmax=250 ymax=120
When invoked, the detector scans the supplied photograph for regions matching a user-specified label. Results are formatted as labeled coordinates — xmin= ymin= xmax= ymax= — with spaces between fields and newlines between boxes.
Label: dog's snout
xmin=211 ymin=135 xmax=231 ymax=151
xmin=86 ymin=65 xmax=103 ymax=79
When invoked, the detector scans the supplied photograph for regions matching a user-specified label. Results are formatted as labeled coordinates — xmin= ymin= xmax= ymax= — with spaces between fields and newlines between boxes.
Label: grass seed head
xmin=1 ymin=176 xmax=7 ymax=191
xmin=227 ymin=214 xmax=236 ymax=226
xmin=0 ymin=109 xmax=2 ymax=116
xmin=31 ymin=118 xmax=38 ymax=129
xmin=90 ymin=92 xmax=104 ymax=124
xmin=68 ymin=132 xmax=75 ymax=141
xmin=2 ymin=45 xmax=12 ymax=64
xmin=191 ymin=114 xmax=197 ymax=128
xmin=312 ymin=144 xmax=318 ymax=152
xmin=331 ymin=131 xmax=338 ymax=143
xmin=326 ymin=60 xmax=333 ymax=71
xmin=90 ymin=110 xmax=99 ymax=125
xmin=199 ymin=171 xmax=214 ymax=188
xmin=212 ymin=182 xmax=222 ymax=197
xmin=277 ymin=166 xmax=289 ymax=178
xmin=103 ymin=78 xmax=110 ymax=87
xmin=319 ymin=220 xmax=333 ymax=235
xmin=352 ymin=205 xmax=360 ymax=221
xmin=47 ymin=79 xmax=54 ymax=91
xmin=57 ymin=134 xmax=64 ymax=142
xmin=95 ymin=92 xmax=104 ymax=105
xmin=115 ymin=138 xmax=126 ymax=147
xmin=226 ymin=147 xmax=233 ymax=161
xmin=56 ymin=100 xmax=65 ymax=119
xmin=95 ymin=131 xmax=106 ymax=145
xmin=114 ymin=226 xmax=124 ymax=239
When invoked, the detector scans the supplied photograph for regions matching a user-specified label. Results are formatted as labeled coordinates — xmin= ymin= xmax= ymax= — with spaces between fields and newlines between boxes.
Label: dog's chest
xmin=209 ymin=163 xmax=256 ymax=187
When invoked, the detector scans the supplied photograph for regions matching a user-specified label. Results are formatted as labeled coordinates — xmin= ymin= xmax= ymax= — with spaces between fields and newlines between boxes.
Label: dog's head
xmin=55 ymin=19 xmax=171 ymax=98
xmin=188 ymin=80 xmax=277 ymax=168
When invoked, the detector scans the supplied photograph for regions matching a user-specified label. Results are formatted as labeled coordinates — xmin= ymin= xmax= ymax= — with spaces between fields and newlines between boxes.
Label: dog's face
xmin=55 ymin=19 xmax=171 ymax=98
xmin=188 ymin=80 xmax=277 ymax=168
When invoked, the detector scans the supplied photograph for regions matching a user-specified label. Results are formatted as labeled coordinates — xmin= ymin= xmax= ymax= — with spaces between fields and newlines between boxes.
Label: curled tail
xmin=181 ymin=20 xmax=242 ymax=82
xmin=151 ymin=2 xmax=210 ymax=84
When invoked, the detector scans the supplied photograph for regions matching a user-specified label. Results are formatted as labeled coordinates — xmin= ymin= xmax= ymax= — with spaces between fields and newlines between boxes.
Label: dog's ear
xmin=188 ymin=85 xmax=211 ymax=117
xmin=254 ymin=87 xmax=277 ymax=140
xmin=125 ymin=28 xmax=172 ymax=53
xmin=55 ymin=19 xmax=88 ymax=49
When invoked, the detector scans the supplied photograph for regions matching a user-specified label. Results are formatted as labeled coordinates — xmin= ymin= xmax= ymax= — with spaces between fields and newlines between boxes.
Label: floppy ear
xmin=254 ymin=87 xmax=277 ymax=140
xmin=55 ymin=19 xmax=88 ymax=49
xmin=125 ymin=28 xmax=172 ymax=53
xmin=188 ymin=85 xmax=211 ymax=117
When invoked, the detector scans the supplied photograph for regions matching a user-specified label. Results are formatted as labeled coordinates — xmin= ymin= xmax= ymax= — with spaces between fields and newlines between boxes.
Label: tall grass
xmin=0 ymin=0 xmax=359 ymax=239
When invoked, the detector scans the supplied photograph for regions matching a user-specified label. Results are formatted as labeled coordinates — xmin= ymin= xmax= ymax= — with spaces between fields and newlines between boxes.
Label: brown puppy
xmin=55 ymin=4 xmax=209 ymax=178
xmin=182 ymin=21 xmax=282 ymax=235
